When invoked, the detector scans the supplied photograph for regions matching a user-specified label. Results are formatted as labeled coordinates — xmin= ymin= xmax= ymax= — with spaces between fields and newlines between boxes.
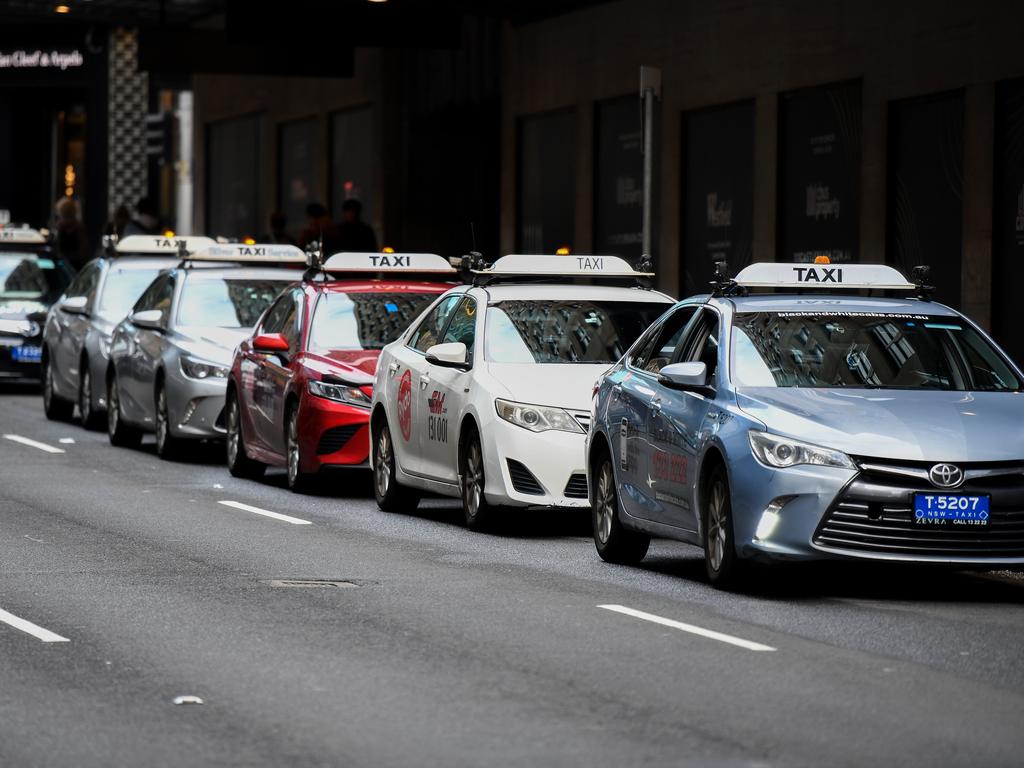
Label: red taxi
xmin=225 ymin=251 xmax=457 ymax=491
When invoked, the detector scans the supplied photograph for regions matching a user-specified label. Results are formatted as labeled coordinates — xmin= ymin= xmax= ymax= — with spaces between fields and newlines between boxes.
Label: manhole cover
xmin=263 ymin=579 xmax=363 ymax=588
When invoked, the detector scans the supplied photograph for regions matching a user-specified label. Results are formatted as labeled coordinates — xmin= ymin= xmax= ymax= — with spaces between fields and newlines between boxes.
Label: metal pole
xmin=639 ymin=66 xmax=661 ymax=262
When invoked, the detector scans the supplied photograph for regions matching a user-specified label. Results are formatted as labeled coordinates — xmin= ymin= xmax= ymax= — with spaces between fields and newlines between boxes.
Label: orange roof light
xmin=814 ymin=255 xmax=831 ymax=265
xmin=242 ymin=236 xmax=256 ymax=245
xmin=382 ymin=246 xmax=395 ymax=254
xmin=555 ymin=246 xmax=571 ymax=256
xmin=163 ymin=229 xmax=175 ymax=238
xmin=55 ymin=4 xmax=70 ymax=13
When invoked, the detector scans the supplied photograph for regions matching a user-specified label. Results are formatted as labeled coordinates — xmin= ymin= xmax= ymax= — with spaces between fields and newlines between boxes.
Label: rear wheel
xmin=460 ymin=429 xmax=498 ymax=531
xmin=373 ymin=417 xmax=419 ymax=512
xmin=42 ymin=355 xmax=74 ymax=421
xmin=592 ymin=453 xmax=650 ymax=564
xmin=154 ymin=382 xmax=184 ymax=460
xmin=78 ymin=362 xmax=103 ymax=430
xmin=702 ymin=464 xmax=748 ymax=590
xmin=107 ymin=373 xmax=142 ymax=448
xmin=226 ymin=390 xmax=265 ymax=479
xmin=286 ymin=404 xmax=316 ymax=493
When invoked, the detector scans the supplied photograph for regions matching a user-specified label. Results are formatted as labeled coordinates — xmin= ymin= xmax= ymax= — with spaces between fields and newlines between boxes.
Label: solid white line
xmin=0 ymin=607 xmax=69 ymax=643
xmin=598 ymin=604 xmax=776 ymax=652
xmin=3 ymin=434 xmax=65 ymax=454
xmin=217 ymin=500 xmax=312 ymax=526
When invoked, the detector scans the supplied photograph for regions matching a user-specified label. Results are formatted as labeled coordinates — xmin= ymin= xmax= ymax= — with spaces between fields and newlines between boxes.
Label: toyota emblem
xmin=928 ymin=463 xmax=964 ymax=489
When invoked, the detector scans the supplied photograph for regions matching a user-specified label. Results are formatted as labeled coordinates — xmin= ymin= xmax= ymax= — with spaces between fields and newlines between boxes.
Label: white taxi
xmin=369 ymin=254 xmax=674 ymax=529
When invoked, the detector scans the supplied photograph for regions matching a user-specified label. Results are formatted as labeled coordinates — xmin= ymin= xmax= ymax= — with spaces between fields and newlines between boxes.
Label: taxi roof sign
xmin=189 ymin=243 xmax=307 ymax=264
xmin=733 ymin=262 xmax=915 ymax=291
xmin=477 ymin=254 xmax=654 ymax=279
xmin=116 ymin=235 xmax=217 ymax=255
xmin=0 ymin=226 xmax=47 ymax=245
xmin=322 ymin=252 xmax=456 ymax=274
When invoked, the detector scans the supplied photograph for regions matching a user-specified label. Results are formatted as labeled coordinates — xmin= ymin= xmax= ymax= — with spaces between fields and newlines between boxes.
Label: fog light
xmin=754 ymin=496 xmax=795 ymax=541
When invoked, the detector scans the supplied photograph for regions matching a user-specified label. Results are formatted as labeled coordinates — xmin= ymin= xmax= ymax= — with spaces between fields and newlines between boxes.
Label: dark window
xmin=410 ymin=295 xmax=463 ymax=353
xmin=66 ymin=261 xmax=101 ymax=300
xmin=260 ymin=294 xmax=292 ymax=335
xmin=594 ymin=95 xmax=642 ymax=259
xmin=278 ymin=118 xmax=318 ymax=241
xmin=207 ymin=115 xmax=263 ymax=239
xmin=134 ymin=274 xmax=175 ymax=326
xmin=517 ymin=109 xmax=575 ymax=253
xmin=992 ymin=79 xmax=1024 ymax=368
xmin=330 ymin=106 xmax=374 ymax=224
xmin=630 ymin=305 xmax=698 ymax=374
xmin=0 ymin=251 xmax=72 ymax=306
xmin=681 ymin=309 xmax=721 ymax=382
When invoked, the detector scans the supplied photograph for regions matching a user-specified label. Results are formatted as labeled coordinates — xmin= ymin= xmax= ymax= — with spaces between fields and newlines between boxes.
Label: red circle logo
xmin=397 ymin=369 xmax=412 ymax=441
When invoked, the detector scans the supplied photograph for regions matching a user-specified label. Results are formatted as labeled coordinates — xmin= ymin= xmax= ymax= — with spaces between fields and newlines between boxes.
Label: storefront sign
xmin=0 ymin=49 xmax=84 ymax=70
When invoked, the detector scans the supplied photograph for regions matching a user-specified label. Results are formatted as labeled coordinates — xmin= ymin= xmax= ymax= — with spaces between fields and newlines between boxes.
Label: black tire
xmin=372 ymin=416 xmax=419 ymax=512
xmin=78 ymin=361 xmax=104 ymax=430
xmin=42 ymin=355 xmax=74 ymax=421
xmin=226 ymin=389 xmax=265 ymax=479
xmin=460 ymin=427 xmax=499 ymax=531
xmin=107 ymin=373 xmax=142 ymax=448
xmin=702 ymin=463 xmax=748 ymax=590
xmin=154 ymin=381 xmax=185 ymax=460
xmin=286 ymin=403 xmax=316 ymax=493
xmin=592 ymin=451 xmax=650 ymax=564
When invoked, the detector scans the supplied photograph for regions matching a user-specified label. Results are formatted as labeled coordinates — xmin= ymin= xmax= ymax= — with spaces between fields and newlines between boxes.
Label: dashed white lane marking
xmin=3 ymin=434 xmax=65 ymax=454
xmin=598 ymin=604 xmax=776 ymax=652
xmin=217 ymin=500 xmax=312 ymax=526
xmin=0 ymin=607 xmax=69 ymax=643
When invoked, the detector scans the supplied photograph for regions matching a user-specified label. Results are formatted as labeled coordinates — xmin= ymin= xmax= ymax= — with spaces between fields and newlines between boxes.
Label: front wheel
xmin=373 ymin=417 xmax=419 ymax=512
xmin=107 ymin=373 xmax=142 ymax=448
xmin=78 ymin=363 xmax=104 ymax=430
xmin=460 ymin=429 xmax=498 ymax=531
xmin=592 ymin=453 xmax=650 ymax=564
xmin=286 ymin=404 xmax=316 ymax=493
xmin=154 ymin=382 xmax=184 ymax=460
xmin=702 ymin=464 xmax=748 ymax=590
xmin=42 ymin=356 xmax=74 ymax=421
xmin=226 ymin=390 xmax=265 ymax=479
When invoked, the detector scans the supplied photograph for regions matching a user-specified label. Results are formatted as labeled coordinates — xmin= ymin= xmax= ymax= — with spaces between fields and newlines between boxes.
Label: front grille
xmin=564 ymin=473 xmax=588 ymax=499
xmin=814 ymin=459 xmax=1024 ymax=557
xmin=316 ymin=425 xmax=361 ymax=455
xmin=507 ymin=459 xmax=544 ymax=495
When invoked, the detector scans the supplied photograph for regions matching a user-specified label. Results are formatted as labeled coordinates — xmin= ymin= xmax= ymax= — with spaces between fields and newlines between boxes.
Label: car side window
xmin=280 ymin=291 xmax=303 ymax=350
xmin=260 ymin=295 xmax=291 ymax=335
xmin=679 ymin=309 xmax=721 ymax=382
xmin=66 ymin=262 xmax=101 ymax=302
xmin=410 ymin=295 xmax=463 ymax=353
xmin=441 ymin=297 xmax=478 ymax=365
xmin=151 ymin=276 xmax=176 ymax=326
xmin=630 ymin=305 xmax=698 ymax=374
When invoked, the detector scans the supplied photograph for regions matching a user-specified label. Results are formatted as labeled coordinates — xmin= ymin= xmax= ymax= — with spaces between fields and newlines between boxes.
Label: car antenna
xmin=303 ymin=238 xmax=325 ymax=282
xmin=911 ymin=265 xmax=934 ymax=301
xmin=177 ymin=239 xmax=191 ymax=268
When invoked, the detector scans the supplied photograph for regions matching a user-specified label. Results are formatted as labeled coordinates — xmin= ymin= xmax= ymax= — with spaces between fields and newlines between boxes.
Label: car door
xmin=388 ymin=293 xmax=463 ymax=476
xmin=52 ymin=262 xmax=101 ymax=395
xmin=649 ymin=306 xmax=721 ymax=531
xmin=130 ymin=274 xmax=175 ymax=423
xmin=244 ymin=294 xmax=293 ymax=455
xmin=416 ymin=294 xmax=478 ymax=483
xmin=613 ymin=304 xmax=699 ymax=522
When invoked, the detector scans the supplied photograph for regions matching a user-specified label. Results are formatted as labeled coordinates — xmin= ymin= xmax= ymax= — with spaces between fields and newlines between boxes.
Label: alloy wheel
xmin=375 ymin=426 xmax=392 ymax=498
xmin=43 ymin=361 xmax=54 ymax=409
xmin=707 ymin=479 xmax=728 ymax=573
xmin=595 ymin=461 xmax=616 ymax=545
xmin=226 ymin=396 xmax=240 ymax=466
xmin=156 ymin=388 xmax=168 ymax=452
xmin=287 ymin=410 xmax=300 ymax=487
xmin=108 ymin=379 xmax=119 ymax=433
xmin=79 ymin=368 xmax=91 ymax=423
xmin=463 ymin=440 xmax=483 ymax=518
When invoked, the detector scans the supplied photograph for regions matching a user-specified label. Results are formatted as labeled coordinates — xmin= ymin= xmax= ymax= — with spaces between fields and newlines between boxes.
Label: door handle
xmin=419 ymin=374 xmax=430 ymax=390
xmin=388 ymin=362 xmax=399 ymax=376
xmin=648 ymin=397 xmax=662 ymax=414
xmin=611 ymin=384 xmax=623 ymax=400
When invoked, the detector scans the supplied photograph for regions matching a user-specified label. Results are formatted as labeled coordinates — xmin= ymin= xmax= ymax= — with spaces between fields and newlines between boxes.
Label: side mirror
xmin=252 ymin=333 xmax=289 ymax=354
xmin=61 ymin=296 xmax=89 ymax=315
xmin=425 ymin=341 xmax=469 ymax=370
xmin=130 ymin=309 xmax=164 ymax=331
xmin=658 ymin=361 xmax=714 ymax=396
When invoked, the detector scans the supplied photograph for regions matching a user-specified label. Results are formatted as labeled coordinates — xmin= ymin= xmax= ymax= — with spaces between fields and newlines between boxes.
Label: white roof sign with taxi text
xmin=0 ymin=227 xmax=46 ymax=244
xmin=116 ymin=235 xmax=217 ymax=255
xmin=480 ymin=254 xmax=652 ymax=278
xmin=323 ymin=252 xmax=456 ymax=273
xmin=190 ymin=243 xmax=306 ymax=264
xmin=733 ymin=263 xmax=915 ymax=291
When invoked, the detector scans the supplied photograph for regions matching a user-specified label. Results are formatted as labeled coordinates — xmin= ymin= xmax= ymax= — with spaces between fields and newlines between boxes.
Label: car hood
xmin=176 ymin=326 xmax=251 ymax=366
xmin=735 ymin=387 xmax=1024 ymax=462
xmin=302 ymin=350 xmax=379 ymax=384
xmin=486 ymin=363 xmax=609 ymax=411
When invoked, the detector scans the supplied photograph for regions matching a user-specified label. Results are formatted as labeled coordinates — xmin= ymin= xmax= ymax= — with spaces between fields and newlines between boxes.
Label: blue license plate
xmin=11 ymin=345 xmax=42 ymax=363
xmin=913 ymin=493 xmax=990 ymax=525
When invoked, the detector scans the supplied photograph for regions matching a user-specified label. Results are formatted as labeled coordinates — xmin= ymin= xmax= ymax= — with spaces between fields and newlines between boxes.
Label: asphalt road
xmin=0 ymin=390 xmax=1022 ymax=767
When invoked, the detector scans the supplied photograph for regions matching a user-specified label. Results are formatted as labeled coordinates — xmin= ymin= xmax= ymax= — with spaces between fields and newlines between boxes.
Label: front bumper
xmin=483 ymin=418 xmax=590 ymax=509
xmin=0 ymin=335 xmax=42 ymax=383
xmin=169 ymin=373 xmax=229 ymax=439
xmin=298 ymin=392 xmax=371 ymax=472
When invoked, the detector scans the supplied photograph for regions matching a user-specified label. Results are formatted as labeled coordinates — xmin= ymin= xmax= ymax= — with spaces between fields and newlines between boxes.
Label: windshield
xmin=309 ymin=291 xmax=440 ymax=352
xmin=177 ymin=276 xmax=290 ymax=328
xmin=0 ymin=252 xmax=70 ymax=307
xmin=485 ymin=299 xmax=666 ymax=364
xmin=732 ymin=311 xmax=1021 ymax=391
xmin=97 ymin=265 xmax=169 ymax=322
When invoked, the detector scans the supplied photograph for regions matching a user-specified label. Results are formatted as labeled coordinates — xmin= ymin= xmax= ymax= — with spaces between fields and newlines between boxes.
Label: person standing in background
xmin=104 ymin=203 xmax=132 ymax=241
xmin=336 ymin=199 xmax=378 ymax=253
xmin=54 ymin=196 xmax=89 ymax=272
xmin=297 ymin=203 xmax=340 ymax=255
xmin=122 ymin=197 xmax=162 ymax=237
xmin=263 ymin=210 xmax=296 ymax=245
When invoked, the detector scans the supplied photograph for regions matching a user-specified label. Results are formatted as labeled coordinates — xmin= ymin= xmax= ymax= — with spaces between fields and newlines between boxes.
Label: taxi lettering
xmin=577 ymin=256 xmax=604 ymax=270
xmin=370 ymin=255 xmax=411 ymax=268
xmin=792 ymin=266 xmax=843 ymax=284
xmin=238 ymin=246 xmax=267 ymax=257
xmin=427 ymin=389 xmax=449 ymax=443
xmin=153 ymin=238 xmax=186 ymax=249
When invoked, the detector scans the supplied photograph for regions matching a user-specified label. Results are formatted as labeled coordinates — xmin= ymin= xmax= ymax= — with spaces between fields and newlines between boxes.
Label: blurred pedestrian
xmin=104 ymin=203 xmax=131 ymax=241
xmin=53 ymin=196 xmax=89 ymax=271
xmin=297 ymin=203 xmax=340 ymax=255
xmin=122 ymin=197 xmax=161 ymax=237
xmin=262 ymin=210 xmax=296 ymax=245
xmin=337 ymin=199 xmax=378 ymax=253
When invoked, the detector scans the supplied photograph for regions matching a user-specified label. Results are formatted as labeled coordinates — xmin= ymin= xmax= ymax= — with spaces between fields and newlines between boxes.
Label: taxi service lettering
xmin=792 ymin=266 xmax=843 ymax=283
xmin=427 ymin=389 xmax=449 ymax=443
xmin=652 ymin=450 xmax=687 ymax=484
xmin=370 ymin=254 xmax=411 ymax=268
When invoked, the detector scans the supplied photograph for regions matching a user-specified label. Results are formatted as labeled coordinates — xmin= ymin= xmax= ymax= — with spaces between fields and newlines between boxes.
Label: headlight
xmin=308 ymin=379 xmax=371 ymax=408
xmin=180 ymin=356 xmax=229 ymax=380
xmin=748 ymin=430 xmax=855 ymax=469
xmin=495 ymin=398 xmax=584 ymax=434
